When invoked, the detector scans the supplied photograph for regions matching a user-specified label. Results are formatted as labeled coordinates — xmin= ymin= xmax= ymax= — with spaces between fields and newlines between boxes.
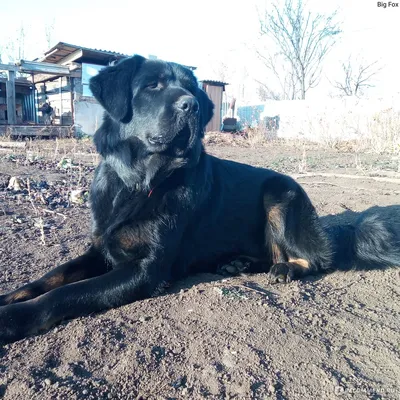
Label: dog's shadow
xmin=320 ymin=204 xmax=400 ymax=229
xmin=167 ymin=205 xmax=400 ymax=295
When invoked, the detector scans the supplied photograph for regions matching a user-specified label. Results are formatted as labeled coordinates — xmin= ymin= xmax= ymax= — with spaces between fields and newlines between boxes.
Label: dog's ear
xmin=93 ymin=114 xmax=121 ymax=156
xmin=89 ymin=55 xmax=145 ymax=122
xmin=197 ymin=89 xmax=214 ymax=133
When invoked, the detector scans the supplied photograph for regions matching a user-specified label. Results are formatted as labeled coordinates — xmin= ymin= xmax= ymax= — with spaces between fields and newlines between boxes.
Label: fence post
xmin=6 ymin=70 xmax=16 ymax=124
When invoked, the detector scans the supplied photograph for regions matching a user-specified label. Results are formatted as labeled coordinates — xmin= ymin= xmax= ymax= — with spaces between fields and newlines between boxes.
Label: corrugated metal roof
xmin=45 ymin=41 xmax=128 ymax=57
xmin=37 ymin=42 xmax=197 ymax=70
xmin=36 ymin=42 xmax=129 ymax=64
xmin=200 ymin=80 xmax=229 ymax=86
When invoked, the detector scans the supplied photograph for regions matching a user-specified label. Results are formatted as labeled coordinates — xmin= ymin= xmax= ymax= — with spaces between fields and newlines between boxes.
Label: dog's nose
xmin=176 ymin=96 xmax=199 ymax=113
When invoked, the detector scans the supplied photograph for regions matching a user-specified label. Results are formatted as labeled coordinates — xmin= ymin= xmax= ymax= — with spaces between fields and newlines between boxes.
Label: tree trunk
xmin=301 ymin=70 xmax=306 ymax=99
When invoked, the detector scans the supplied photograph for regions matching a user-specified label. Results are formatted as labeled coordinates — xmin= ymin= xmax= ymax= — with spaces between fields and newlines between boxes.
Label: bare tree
xmin=45 ymin=19 xmax=56 ymax=48
xmin=332 ymin=57 xmax=382 ymax=97
xmin=17 ymin=24 xmax=26 ymax=60
xmin=257 ymin=0 xmax=341 ymax=99
xmin=256 ymin=82 xmax=282 ymax=101
xmin=255 ymin=53 xmax=300 ymax=100
xmin=0 ymin=47 xmax=5 ymax=78
xmin=211 ymin=59 xmax=229 ymax=83
xmin=209 ymin=54 xmax=249 ymax=104
xmin=0 ymin=24 xmax=26 ymax=63
xmin=2 ymin=40 xmax=15 ymax=63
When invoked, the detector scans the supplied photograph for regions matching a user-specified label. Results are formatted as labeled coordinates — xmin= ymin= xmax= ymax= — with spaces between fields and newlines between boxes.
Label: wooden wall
xmin=203 ymin=84 xmax=223 ymax=132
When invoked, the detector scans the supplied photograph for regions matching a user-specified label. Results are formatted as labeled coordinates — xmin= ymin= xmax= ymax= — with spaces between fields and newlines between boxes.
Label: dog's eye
xmin=147 ymin=82 xmax=160 ymax=90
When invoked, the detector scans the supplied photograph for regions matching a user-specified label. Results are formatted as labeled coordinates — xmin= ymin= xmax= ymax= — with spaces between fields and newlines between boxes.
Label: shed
xmin=34 ymin=42 xmax=129 ymax=135
xmin=199 ymin=80 xmax=228 ymax=132
xmin=0 ymin=43 xmax=198 ymax=137
xmin=0 ymin=42 xmax=129 ymax=136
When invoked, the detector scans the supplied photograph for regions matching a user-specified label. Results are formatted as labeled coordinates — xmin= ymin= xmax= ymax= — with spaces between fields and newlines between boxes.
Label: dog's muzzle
xmin=148 ymin=95 xmax=200 ymax=145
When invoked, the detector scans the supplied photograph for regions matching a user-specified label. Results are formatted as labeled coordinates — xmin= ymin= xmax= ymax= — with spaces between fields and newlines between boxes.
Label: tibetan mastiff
xmin=1 ymin=55 xmax=399 ymax=343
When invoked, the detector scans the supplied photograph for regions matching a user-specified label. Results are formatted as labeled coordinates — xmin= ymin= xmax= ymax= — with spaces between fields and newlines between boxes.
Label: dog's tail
xmin=324 ymin=213 xmax=400 ymax=271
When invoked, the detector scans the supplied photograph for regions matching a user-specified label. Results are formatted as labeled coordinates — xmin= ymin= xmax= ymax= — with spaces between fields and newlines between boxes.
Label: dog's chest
xmin=90 ymin=188 xmax=162 ymax=263
xmin=90 ymin=169 xmax=183 ymax=262
xmin=92 ymin=181 xmax=152 ymax=228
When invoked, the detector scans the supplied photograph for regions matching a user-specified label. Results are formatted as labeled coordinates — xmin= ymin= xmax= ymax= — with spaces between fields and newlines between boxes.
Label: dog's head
xmin=89 ymin=55 xmax=214 ymax=156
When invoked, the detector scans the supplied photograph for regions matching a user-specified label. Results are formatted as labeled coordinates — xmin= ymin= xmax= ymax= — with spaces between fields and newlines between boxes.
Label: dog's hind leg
xmin=263 ymin=175 xmax=333 ymax=283
xmin=0 ymin=246 xmax=108 ymax=306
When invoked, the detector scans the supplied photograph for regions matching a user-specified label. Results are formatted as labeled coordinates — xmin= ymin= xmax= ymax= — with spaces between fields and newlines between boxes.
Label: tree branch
xmin=257 ymin=0 xmax=341 ymax=99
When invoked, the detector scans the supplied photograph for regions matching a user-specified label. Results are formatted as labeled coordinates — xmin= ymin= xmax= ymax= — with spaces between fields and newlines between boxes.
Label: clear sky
xmin=1 ymin=0 xmax=399 ymax=99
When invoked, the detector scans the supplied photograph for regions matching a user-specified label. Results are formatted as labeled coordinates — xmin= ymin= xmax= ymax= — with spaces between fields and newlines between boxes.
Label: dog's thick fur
xmin=0 ymin=55 xmax=399 ymax=343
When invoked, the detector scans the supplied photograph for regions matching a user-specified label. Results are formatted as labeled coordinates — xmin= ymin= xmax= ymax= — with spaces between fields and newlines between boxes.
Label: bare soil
xmin=0 ymin=138 xmax=399 ymax=400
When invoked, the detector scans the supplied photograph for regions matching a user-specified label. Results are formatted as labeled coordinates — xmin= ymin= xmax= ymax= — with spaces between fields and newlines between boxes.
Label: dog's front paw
xmin=0 ymin=303 xmax=35 ymax=344
xmin=268 ymin=262 xmax=296 ymax=284
xmin=268 ymin=259 xmax=312 ymax=284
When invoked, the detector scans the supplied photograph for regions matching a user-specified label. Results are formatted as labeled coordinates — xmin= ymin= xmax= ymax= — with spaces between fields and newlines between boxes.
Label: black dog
xmin=0 ymin=55 xmax=399 ymax=343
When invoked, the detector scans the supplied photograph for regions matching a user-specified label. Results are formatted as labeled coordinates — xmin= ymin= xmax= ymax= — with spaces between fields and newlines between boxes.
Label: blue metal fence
xmin=221 ymin=103 xmax=266 ymax=130
xmin=236 ymin=104 xmax=265 ymax=129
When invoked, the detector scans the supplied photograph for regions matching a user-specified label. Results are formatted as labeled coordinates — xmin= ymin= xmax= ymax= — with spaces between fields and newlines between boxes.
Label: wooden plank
xmin=58 ymin=49 xmax=83 ymax=65
xmin=6 ymin=70 xmax=16 ymax=124
xmin=0 ymin=63 xmax=18 ymax=71
xmin=19 ymin=60 xmax=70 ymax=75
xmin=70 ymin=77 xmax=75 ymax=126
xmin=205 ymin=85 xmax=222 ymax=132
xmin=34 ymin=70 xmax=79 ymax=83
xmin=0 ymin=141 xmax=26 ymax=149
xmin=4 ymin=125 xmax=73 ymax=137
xmin=10 ymin=131 xmax=52 ymax=137
xmin=59 ymin=77 xmax=63 ymax=123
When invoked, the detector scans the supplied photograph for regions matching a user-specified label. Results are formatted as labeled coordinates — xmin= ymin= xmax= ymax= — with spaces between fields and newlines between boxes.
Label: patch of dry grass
xmin=297 ymin=107 xmax=400 ymax=155
xmin=203 ymin=132 xmax=250 ymax=147
xmin=363 ymin=109 xmax=400 ymax=155
xmin=0 ymin=136 xmax=99 ymax=166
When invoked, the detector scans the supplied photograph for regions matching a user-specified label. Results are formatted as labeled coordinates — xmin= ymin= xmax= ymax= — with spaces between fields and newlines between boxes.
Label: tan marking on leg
xmin=271 ymin=243 xmax=283 ymax=264
xmin=267 ymin=204 xmax=282 ymax=230
xmin=45 ymin=274 xmax=65 ymax=289
xmin=119 ymin=234 xmax=134 ymax=249
xmin=43 ymin=270 xmax=88 ymax=292
xmin=267 ymin=204 xmax=285 ymax=264
xmin=289 ymin=258 xmax=310 ymax=270
xmin=7 ymin=289 xmax=33 ymax=303
xmin=116 ymin=227 xmax=145 ymax=250
xmin=92 ymin=234 xmax=103 ymax=248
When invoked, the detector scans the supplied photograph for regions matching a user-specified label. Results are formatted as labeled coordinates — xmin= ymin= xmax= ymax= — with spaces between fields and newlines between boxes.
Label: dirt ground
xmin=0 ymin=138 xmax=399 ymax=400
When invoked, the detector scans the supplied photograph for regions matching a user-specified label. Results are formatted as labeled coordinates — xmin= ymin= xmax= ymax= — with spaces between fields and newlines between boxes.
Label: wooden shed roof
xmin=37 ymin=42 xmax=128 ymax=65
xmin=37 ymin=42 xmax=197 ymax=70
xmin=200 ymin=80 xmax=228 ymax=87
